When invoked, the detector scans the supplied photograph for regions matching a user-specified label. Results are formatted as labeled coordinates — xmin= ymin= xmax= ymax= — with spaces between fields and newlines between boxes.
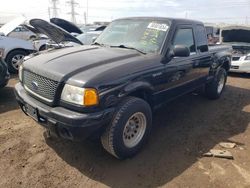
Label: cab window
xmin=196 ymin=25 xmax=209 ymax=52
xmin=173 ymin=28 xmax=196 ymax=54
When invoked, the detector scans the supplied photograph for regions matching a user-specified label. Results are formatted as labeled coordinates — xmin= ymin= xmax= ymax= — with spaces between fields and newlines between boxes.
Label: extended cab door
xmin=194 ymin=24 xmax=213 ymax=79
xmin=154 ymin=25 xmax=204 ymax=104
xmin=164 ymin=25 xmax=203 ymax=95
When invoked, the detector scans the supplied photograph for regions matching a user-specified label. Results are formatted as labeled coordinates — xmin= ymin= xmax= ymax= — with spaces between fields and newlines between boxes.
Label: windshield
xmin=95 ymin=19 xmax=170 ymax=54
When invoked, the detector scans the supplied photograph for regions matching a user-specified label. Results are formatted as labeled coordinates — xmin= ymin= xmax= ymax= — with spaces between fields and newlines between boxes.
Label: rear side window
xmin=173 ymin=28 xmax=196 ymax=53
xmin=196 ymin=25 xmax=208 ymax=52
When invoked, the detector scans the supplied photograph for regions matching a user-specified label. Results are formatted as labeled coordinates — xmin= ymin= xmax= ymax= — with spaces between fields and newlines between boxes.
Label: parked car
xmin=15 ymin=17 xmax=231 ymax=159
xmin=230 ymin=53 xmax=250 ymax=73
xmin=7 ymin=25 xmax=37 ymax=41
xmin=220 ymin=25 xmax=250 ymax=73
xmin=0 ymin=16 xmax=36 ymax=41
xmin=0 ymin=48 xmax=10 ymax=88
xmin=0 ymin=17 xmax=48 ymax=73
xmin=80 ymin=25 xmax=107 ymax=33
xmin=70 ymin=31 xmax=102 ymax=45
xmin=50 ymin=18 xmax=83 ymax=35
xmin=27 ymin=19 xmax=83 ymax=46
xmin=0 ymin=34 xmax=35 ymax=73
xmin=1 ymin=17 xmax=87 ymax=73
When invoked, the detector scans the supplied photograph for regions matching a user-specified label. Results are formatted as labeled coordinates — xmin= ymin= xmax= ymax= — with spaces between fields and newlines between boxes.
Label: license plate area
xmin=25 ymin=104 xmax=38 ymax=121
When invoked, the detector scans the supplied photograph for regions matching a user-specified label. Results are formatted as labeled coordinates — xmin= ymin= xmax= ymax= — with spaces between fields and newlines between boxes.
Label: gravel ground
xmin=0 ymin=73 xmax=250 ymax=188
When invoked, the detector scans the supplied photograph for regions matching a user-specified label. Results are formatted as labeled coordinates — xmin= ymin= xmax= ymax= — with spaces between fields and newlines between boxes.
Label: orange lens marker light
xmin=84 ymin=89 xmax=99 ymax=106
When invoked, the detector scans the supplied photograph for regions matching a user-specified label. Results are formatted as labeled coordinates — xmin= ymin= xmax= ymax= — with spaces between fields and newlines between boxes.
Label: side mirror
xmin=172 ymin=45 xmax=190 ymax=57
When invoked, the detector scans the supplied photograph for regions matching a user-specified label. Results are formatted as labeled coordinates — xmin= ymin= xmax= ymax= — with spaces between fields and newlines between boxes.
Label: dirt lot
xmin=0 ymin=74 xmax=250 ymax=188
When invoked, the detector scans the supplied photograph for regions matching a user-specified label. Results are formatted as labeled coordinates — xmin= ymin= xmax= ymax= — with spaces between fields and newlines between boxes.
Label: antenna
xmin=66 ymin=0 xmax=79 ymax=24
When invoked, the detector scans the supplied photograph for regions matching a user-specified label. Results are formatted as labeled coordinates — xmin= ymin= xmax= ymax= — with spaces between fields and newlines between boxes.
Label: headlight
xmin=245 ymin=56 xmax=250 ymax=61
xmin=19 ymin=65 xmax=23 ymax=82
xmin=61 ymin=84 xmax=99 ymax=106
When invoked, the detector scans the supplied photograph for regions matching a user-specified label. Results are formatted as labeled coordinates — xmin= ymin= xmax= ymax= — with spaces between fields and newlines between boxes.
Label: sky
xmin=0 ymin=0 xmax=250 ymax=25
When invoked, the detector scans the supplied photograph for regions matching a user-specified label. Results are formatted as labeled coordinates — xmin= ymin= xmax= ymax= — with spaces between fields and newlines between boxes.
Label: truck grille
xmin=23 ymin=70 xmax=59 ymax=102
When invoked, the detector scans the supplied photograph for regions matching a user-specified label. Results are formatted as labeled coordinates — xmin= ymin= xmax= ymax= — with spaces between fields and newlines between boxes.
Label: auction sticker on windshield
xmin=147 ymin=23 xmax=169 ymax=32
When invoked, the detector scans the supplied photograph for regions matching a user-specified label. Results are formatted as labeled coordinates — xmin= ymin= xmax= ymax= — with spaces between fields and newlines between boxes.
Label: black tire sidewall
xmin=112 ymin=98 xmax=152 ymax=159
xmin=205 ymin=67 xmax=227 ymax=99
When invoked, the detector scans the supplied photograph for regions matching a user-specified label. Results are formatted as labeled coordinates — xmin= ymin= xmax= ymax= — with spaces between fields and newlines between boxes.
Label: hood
xmin=0 ymin=16 xmax=26 ymax=36
xmin=23 ymin=23 xmax=41 ymax=34
xmin=221 ymin=25 xmax=250 ymax=44
xmin=50 ymin=18 xmax=82 ymax=34
xmin=29 ymin=19 xmax=83 ymax=45
xmin=23 ymin=45 xmax=142 ymax=84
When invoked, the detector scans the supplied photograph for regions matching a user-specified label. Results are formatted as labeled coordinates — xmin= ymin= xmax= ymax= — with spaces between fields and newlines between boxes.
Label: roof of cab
xmin=114 ymin=17 xmax=204 ymax=25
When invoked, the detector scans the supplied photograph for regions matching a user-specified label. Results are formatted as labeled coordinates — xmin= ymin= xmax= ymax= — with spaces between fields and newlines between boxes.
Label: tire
xmin=5 ymin=50 xmax=27 ymax=74
xmin=39 ymin=45 xmax=47 ymax=51
xmin=101 ymin=97 xmax=152 ymax=159
xmin=29 ymin=35 xmax=36 ymax=40
xmin=205 ymin=67 xmax=227 ymax=100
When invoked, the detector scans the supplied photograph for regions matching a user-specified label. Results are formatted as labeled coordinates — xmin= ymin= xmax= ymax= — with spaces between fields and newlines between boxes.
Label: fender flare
xmin=213 ymin=51 xmax=232 ymax=70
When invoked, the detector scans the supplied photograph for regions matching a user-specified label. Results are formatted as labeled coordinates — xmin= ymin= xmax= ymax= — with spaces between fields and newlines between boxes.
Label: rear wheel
xmin=205 ymin=67 xmax=227 ymax=99
xmin=101 ymin=97 xmax=152 ymax=159
xmin=5 ymin=50 xmax=27 ymax=74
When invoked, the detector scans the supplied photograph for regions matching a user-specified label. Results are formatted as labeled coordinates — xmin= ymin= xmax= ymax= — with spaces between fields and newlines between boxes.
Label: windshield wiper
xmin=110 ymin=45 xmax=146 ymax=54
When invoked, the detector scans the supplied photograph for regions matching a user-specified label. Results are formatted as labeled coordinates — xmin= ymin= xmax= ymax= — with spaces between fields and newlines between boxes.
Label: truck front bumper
xmin=14 ymin=83 xmax=114 ymax=141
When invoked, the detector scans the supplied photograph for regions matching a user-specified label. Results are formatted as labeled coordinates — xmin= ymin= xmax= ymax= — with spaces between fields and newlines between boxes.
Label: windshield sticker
xmin=147 ymin=23 xmax=169 ymax=32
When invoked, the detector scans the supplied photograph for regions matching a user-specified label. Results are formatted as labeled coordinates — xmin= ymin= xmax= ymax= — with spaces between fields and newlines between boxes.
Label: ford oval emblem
xmin=31 ymin=81 xmax=39 ymax=91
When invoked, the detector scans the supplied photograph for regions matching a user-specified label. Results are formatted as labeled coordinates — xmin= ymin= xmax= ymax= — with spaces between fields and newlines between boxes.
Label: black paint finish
xmin=15 ymin=17 xmax=232 ymax=140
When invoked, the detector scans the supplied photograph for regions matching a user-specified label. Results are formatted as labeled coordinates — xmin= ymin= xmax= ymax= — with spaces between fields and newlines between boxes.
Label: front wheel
xmin=101 ymin=97 xmax=152 ymax=159
xmin=205 ymin=67 xmax=227 ymax=99
xmin=5 ymin=50 xmax=27 ymax=74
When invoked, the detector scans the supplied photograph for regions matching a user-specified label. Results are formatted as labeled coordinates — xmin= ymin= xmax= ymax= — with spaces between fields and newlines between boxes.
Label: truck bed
xmin=209 ymin=44 xmax=232 ymax=54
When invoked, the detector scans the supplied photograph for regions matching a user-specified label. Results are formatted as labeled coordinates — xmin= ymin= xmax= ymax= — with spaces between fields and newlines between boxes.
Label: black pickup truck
xmin=15 ymin=17 xmax=231 ymax=159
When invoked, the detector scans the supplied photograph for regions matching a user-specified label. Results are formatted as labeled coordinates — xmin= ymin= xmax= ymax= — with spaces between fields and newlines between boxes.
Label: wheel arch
xmin=5 ymin=48 xmax=30 ymax=60
xmin=221 ymin=58 xmax=231 ymax=72
xmin=39 ymin=44 xmax=47 ymax=51
xmin=119 ymin=81 xmax=154 ymax=107
xmin=213 ymin=51 xmax=232 ymax=72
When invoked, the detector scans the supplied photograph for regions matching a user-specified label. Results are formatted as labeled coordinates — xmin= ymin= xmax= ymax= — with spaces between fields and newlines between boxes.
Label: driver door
xmin=159 ymin=25 xmax=202 ymax=101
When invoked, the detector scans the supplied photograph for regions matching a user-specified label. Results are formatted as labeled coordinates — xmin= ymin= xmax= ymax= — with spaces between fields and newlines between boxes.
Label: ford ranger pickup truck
xmin=15 ymin=17 xmax=232 ymax=159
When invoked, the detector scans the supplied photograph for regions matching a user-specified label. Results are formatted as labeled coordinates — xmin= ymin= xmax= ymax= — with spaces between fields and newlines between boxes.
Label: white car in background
xmin=220 ymin=25 xmax=250 ymax=74
xmin=7 ymin=25 xmax=37 ymax=41
xmin=0 ymin=17 xmax=49 ymax=73
xmin=230 ymin=54 xmax=250 ymax=73
xmin=0 ymin=35 xmax=35 ymax=73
